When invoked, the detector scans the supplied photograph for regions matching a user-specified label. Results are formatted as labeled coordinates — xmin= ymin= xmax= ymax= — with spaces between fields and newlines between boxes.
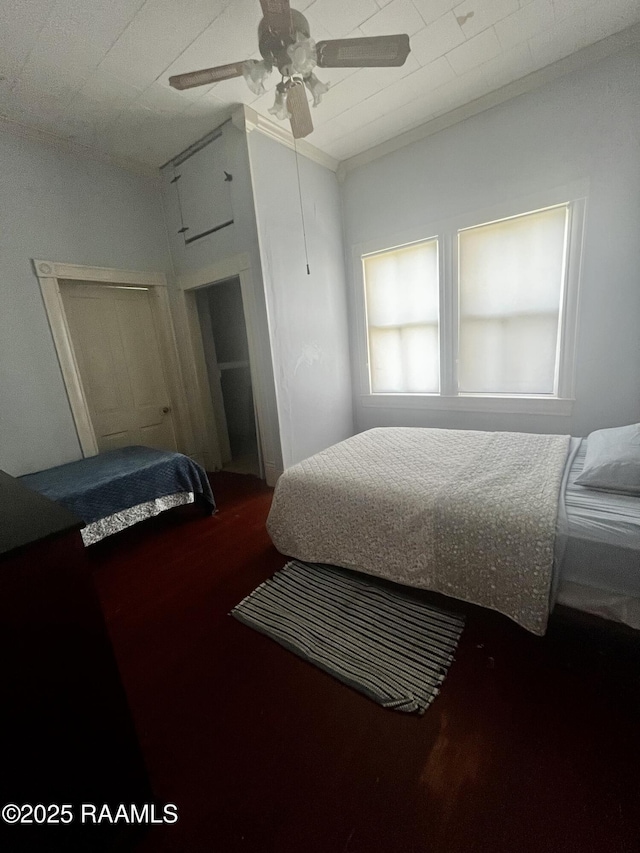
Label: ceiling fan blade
xmin=286 ymin=82 xmax=313 ymax=139
xmin=169 ymin=61 xmax=246 ymax=90
xmin=316 ymin=34 xmax=411 ymax=68
xmin=259 ymin=0 xmax=293 ymax=35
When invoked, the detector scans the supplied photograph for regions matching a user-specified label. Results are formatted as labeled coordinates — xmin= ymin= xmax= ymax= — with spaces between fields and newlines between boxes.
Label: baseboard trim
xmin=264 ymin=462 xmax=282 ymax=488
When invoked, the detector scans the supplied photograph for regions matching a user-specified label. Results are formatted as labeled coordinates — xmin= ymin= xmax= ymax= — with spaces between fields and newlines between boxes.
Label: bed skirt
xmin=81 ymin=491 xmax=195 ymax=545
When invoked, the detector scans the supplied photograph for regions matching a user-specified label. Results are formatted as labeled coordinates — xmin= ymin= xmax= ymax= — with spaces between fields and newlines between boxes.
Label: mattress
xmin=557 ymin=439 xmax=640 ymax=627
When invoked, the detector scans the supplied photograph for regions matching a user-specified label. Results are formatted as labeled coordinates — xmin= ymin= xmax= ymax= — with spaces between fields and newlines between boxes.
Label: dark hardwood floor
xmin=87 ymin=472 xmax=639 ymax=853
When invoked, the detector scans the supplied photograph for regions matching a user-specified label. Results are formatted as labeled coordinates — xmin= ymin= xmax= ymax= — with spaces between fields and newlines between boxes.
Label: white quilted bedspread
xmin=267 ymin=427 xmax=571 ymax=635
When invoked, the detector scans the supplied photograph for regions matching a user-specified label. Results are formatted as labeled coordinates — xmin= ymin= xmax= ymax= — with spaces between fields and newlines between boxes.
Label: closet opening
xmin=195 ymin=276 xmax=261 ymax=477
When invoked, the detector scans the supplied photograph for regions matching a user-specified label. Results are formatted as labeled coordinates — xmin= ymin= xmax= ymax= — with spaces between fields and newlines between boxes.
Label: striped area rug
xmin=231 ymin=561 xmax=465 ymax=714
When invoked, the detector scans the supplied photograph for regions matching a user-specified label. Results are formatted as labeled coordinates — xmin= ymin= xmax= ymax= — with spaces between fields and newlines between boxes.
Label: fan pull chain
xmin=293 ymin=137 xmax=310 ymax=275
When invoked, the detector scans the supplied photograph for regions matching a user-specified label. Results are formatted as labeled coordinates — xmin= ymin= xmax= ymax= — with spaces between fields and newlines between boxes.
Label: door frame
xmin=177 ymin=253 xmax=274 ymax=483
xmin=33 ymin=259 xmax=193 ymax=460
xmin=195 ymin=287 xmax=232 ymax=466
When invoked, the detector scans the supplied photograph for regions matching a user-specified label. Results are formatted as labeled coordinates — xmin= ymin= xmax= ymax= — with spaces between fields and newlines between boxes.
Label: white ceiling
xmin=1 ymin=0 xmax=638 ymax=170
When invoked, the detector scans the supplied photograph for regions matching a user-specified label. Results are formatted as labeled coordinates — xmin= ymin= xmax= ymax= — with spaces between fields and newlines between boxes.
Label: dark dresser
xmin=0 ymin=470 xmax=152 ymax=850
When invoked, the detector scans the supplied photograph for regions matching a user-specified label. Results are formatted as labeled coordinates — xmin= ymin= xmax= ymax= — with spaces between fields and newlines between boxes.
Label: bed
xmin=557 ymin=439 xmax=640 ymax=628
xmin=267 ymin=427 xmax=640 ymax=635
xmin=20 ymin=446 xmax=215 ymax=545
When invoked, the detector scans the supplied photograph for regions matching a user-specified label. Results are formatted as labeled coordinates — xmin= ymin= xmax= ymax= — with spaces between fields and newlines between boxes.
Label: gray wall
xmin=0 ymin=131 xmax=171 ymax=476
xmin=247 ymin=132 xmax=353 ymax=469
xmin=342 ymin=46 xmax=640 ymax=438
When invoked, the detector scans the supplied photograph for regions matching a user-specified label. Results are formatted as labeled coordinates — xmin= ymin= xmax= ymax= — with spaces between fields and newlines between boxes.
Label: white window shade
xmin=458 ymin=206 xmax=568 ymax=395
xmin=364 ymin=240 xmax=439 ymax=393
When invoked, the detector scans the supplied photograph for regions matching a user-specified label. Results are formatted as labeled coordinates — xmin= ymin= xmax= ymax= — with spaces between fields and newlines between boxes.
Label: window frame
xmin=353 ymin=184 xmax=587 ymax=416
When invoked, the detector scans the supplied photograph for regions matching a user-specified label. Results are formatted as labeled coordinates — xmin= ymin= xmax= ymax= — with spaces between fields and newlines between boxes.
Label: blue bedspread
xmin=20 ymin=446 xmax=215 ymax=524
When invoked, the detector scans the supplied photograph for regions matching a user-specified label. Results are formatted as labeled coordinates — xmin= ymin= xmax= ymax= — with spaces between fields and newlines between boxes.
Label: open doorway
xmin=196 ymin=277 xmax=261 ymax=477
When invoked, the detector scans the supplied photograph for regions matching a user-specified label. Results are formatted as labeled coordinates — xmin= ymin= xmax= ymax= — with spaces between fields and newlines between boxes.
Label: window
xmin=364 ymin=239 xmax=439 ymax=393
xmin=360 ymin=197 xmax=583 ymax=412
xmin=458 ymin=206 xmax=567 ymax=395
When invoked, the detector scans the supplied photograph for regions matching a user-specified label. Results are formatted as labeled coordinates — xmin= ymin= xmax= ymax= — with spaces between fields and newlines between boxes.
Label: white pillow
xmin=575 ymin=423 xmax=640 ymax=495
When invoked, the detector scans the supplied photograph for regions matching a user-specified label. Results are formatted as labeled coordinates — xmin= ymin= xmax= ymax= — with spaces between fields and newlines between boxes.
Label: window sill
xmin=360 ymin=394 xmax=574 ymax=416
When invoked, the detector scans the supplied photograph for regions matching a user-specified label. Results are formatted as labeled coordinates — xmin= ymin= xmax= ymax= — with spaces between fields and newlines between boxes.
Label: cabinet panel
xmin=175 ymin=133 xmax=234 ymax=243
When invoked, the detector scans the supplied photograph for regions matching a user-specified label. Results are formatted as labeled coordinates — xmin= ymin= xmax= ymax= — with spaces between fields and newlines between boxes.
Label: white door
xmin=60 ymin=283 xmax=178 ymax=453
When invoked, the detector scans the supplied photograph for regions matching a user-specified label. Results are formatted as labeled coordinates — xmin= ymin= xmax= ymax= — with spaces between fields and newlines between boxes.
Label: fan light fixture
xmin=242 ymin=59 xmax=272 ymax=96
xmin=244 ymin=31 xmax=330 ymax=115
xmin=268 ymin=82 xmax=291 ymax=121
xmin=169 ymin=1 xmax=411 ymax=140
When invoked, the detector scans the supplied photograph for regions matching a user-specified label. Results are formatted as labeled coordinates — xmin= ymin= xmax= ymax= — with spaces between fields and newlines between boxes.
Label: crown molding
xmin=232 ymin=104 xmax=339 ymax=172
xmin=338 ymin=22 xmax=640 ymax=178
xmin=0 ymin=114 xmax=159 ymax=178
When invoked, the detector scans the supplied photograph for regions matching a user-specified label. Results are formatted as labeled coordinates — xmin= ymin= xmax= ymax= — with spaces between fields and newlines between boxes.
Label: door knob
xmin=161 ymin=406 xmax=171 ymax=414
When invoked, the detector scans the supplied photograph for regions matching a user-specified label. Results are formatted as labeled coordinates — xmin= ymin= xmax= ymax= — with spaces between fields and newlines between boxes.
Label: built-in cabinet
xmin=160 ymin=119 xmax=284 ymax=484
xmin=169 ymin=131 xmax=234 ymax=245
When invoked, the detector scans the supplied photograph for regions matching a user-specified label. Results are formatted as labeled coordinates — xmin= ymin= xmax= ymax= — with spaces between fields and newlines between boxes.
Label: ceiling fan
xmin=169 ymin=0 xmax=411 ymax=140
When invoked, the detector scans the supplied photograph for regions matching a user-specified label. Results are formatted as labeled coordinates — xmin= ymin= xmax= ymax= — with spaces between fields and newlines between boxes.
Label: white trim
xmin=263 ymin=462 xmax=282 ymax=487
xmin=34 ymin=260 xmax=166 ymax=286
xmin=242 ymin=120 xmax=289 ymax=485
xmin=181 ymin=292 xmax=224 ymax=472
xmin=232 ymin=105 xmax=339 ymax=173
xmin=440 ymin=231 xmax=455 ymax=398
xmin=33 ymin=260 xmax=193 ymax=459
xmin=360 ymin=394 xmax=574 ymax=416
xmin=337 ymin=23 xmax=640 ymax=179
xmin=149 ymin=285 xmax=197 ymax=459
xmin=38 ymin=274 xmax=99 ymax=456
xmin=557 ymin=197 xmax=586 ymax=407
xmin=352 ymin=184 xmax=586 ymax=416
xmin=177 ymin=253 xmax=251 ymax=290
